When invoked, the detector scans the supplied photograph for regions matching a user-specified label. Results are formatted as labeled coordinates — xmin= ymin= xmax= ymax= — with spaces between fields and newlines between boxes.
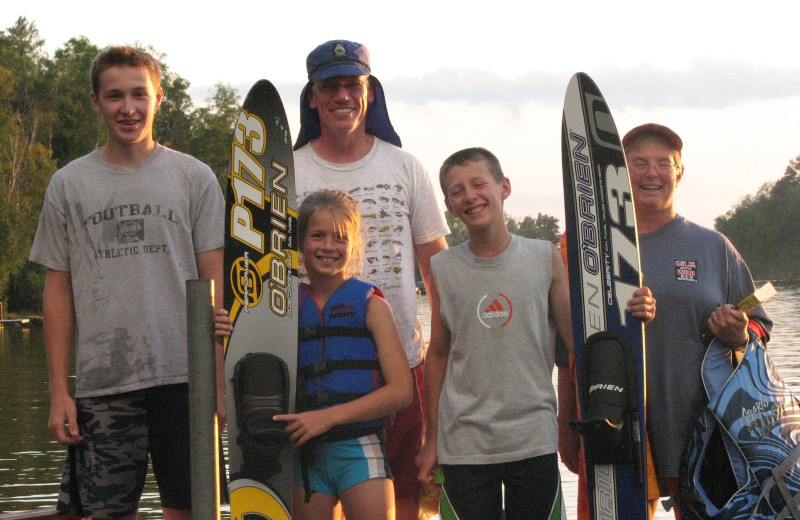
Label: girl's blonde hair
xmin=298 ymin=189 xmax=364 ymax=279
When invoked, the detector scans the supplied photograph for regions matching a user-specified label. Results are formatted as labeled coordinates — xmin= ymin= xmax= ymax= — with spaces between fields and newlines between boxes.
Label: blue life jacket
xmin=679 ymin=335 xmax=800 ymax=520
xmin=297 ymin=278 xmax=385 ymax=435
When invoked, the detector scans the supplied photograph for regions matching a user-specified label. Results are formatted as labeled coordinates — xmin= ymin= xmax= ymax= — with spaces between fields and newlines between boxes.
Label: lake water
xmin=2 ymin=281 xmax=799 ymax=518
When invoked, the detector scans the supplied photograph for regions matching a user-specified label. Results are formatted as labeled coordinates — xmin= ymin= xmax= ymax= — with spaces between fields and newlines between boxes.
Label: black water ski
xmin=224 ymin=80 xmax=298 ymax=520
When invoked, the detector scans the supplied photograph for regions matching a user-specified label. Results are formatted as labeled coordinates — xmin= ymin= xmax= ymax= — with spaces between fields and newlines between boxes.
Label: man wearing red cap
xmin=626 ymin=123 xmax=771 ymax=517
xmin=294 ymin=40 xmax=450 ymax=520
xmin=562 ymin=123 xmax=772 ymax=519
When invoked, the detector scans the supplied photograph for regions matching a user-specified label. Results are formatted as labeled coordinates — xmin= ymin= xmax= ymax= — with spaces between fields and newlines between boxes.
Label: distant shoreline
xmin=0 ymin=317 xmax=43 ymax=328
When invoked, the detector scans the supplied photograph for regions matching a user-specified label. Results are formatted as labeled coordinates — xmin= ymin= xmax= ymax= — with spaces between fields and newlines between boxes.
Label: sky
xmin=4 ymin=0 xmax=800 ymax=231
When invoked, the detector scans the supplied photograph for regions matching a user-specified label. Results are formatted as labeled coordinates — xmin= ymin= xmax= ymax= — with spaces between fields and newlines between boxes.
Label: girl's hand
xmin=273 ymin=409 xmax=336 ymax=447
xmin=214 ymin=308 xmax=233 ymax=341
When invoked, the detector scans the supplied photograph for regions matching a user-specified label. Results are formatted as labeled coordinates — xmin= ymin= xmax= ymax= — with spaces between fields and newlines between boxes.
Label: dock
xmin=0 ymin=508 xmax=79 ymax=520
xmin=0 ymin=318 xmax=31 ymax=329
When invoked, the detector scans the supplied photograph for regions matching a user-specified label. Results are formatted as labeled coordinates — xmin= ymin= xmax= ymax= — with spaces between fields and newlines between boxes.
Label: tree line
xmin=715 ymin=156 xmax=800 ymax=281
xmin=443 ymin=211 xmax=560 ymax=247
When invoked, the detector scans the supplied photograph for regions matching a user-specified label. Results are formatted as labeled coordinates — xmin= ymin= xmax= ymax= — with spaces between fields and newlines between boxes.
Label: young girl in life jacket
xmin=216 ymin=188 xmax=412 ymax=520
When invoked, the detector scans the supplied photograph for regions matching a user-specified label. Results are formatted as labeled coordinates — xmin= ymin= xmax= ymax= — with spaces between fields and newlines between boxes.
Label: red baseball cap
xmin=622 ymin=123 xmax=683 ymax=152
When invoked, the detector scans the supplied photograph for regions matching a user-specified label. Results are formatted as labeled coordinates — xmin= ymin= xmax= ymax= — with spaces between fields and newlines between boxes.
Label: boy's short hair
xmin=90 ymin=46 xmax=162 ymax=95
xmin=439 ymin=147 xmax=505 ymax=195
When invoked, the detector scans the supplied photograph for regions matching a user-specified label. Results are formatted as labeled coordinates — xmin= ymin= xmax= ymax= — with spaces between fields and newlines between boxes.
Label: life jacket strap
xmin=299 ymin=325 xmax=373 ymax=341
xmin=303 ymin=391 xmax=371 ymax=408
xmin=298 ymin=359 xmax=381 ymax=379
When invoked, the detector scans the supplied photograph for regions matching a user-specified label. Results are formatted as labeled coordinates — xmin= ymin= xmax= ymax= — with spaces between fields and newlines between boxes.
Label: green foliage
xmin=0 ymin=17 xmax=47 ymax=114
xmin=513 ymin=213 xmax=560 ymax=244
xmin=156 ymin=72 xmax=195 ymax=151
xmin=47 ymin=37 xmax=105 ymax=165
xmin=443 ymin=211 xmax=471 ymax=246
xmin=0 ymin=18 xmax=57 ymax=306
xmin=5 ymin=262 xmax=46 ymax=312
xmin=715 ymin=156 xmax=800 ymax=280
xmin=444 ymin=210 xmax=561 ymax=248
xmin=189 ymin=83 xmax=240 ymax=190
xmin=0 ymin=18 xmax=240 ymax=312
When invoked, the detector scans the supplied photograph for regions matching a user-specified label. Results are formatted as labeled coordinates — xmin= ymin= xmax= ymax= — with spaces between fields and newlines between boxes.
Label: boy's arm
xmin=550 ymin=243 xmax=580 ymax=471
xmin=43 ymin=268 xmax=82 ymax=445
xmin=196 ymin=248 xmax=226 ymax=428
xmin=549 ymin=244 xmax=574 ymax=353
xmin=557 ymin=362 xmax=581 ymax=474
xmin=416 ymin=275 xmax=451 ymax=485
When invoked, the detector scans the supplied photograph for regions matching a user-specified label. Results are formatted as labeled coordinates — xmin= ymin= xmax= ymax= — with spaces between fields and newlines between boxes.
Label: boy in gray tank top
xmin=415 ymin=147 xmax=575 ymax=520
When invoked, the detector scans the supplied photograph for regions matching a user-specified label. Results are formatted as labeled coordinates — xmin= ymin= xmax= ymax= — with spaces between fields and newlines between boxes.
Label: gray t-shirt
xmin=432 ymin=234 xmax=558 ymax=464
xmin=29 ymin=146 xmax=225 ymax=398
xmin=641 ymin=215 xmax=771 ymax=478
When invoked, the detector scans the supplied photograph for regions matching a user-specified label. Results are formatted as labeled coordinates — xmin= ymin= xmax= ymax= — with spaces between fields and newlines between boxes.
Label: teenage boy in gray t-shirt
xmin=29 ymin=46 xmax=225 ymax=520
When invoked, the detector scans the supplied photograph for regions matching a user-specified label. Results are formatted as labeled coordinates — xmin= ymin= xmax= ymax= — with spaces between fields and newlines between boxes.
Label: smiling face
xmin=626 ymin=138 xmax=684 ymax=221
xmin=308 ymin=75 xmax=374 ymax=137
xmin=300 ymin=209 xmax=356 ymax=284
xmin=91 ymin=64 xmax=163 ymax=152
xmin=443 ymin=158 xmax=510 ymax=234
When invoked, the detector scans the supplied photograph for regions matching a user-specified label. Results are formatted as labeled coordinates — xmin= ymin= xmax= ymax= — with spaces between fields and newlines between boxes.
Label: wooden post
xmin=186 ymin=279 xmax=221 ymax=520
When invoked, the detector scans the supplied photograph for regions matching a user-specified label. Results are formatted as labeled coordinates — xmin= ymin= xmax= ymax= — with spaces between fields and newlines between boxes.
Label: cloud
xmin=189 ymin=59 xmax=800 ymax=122
xmin=377 ymin=60 xmax=800 ymax=109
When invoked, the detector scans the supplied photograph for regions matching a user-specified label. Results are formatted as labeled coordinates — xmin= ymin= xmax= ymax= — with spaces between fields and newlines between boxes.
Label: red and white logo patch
xmin=675 ymin=260 xmax=698 ymax=283
xmin=477 ymin=293 xmax=513 ymax=329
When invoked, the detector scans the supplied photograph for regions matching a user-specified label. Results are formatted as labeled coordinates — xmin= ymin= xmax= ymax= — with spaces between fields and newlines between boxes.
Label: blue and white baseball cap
xmin=306 ymin=40 xmax=371 ymax=81
xmin=294 ymin=40 xmax=401 ymax=150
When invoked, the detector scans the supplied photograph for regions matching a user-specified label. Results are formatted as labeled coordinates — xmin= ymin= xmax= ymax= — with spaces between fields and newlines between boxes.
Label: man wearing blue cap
xmin=294 ymin=40 xmax=450 ymax=520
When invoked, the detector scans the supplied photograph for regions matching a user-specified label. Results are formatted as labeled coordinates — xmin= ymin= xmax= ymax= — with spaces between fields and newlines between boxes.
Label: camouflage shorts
xmin=56 ymin=384 xmax=191 ymax=517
